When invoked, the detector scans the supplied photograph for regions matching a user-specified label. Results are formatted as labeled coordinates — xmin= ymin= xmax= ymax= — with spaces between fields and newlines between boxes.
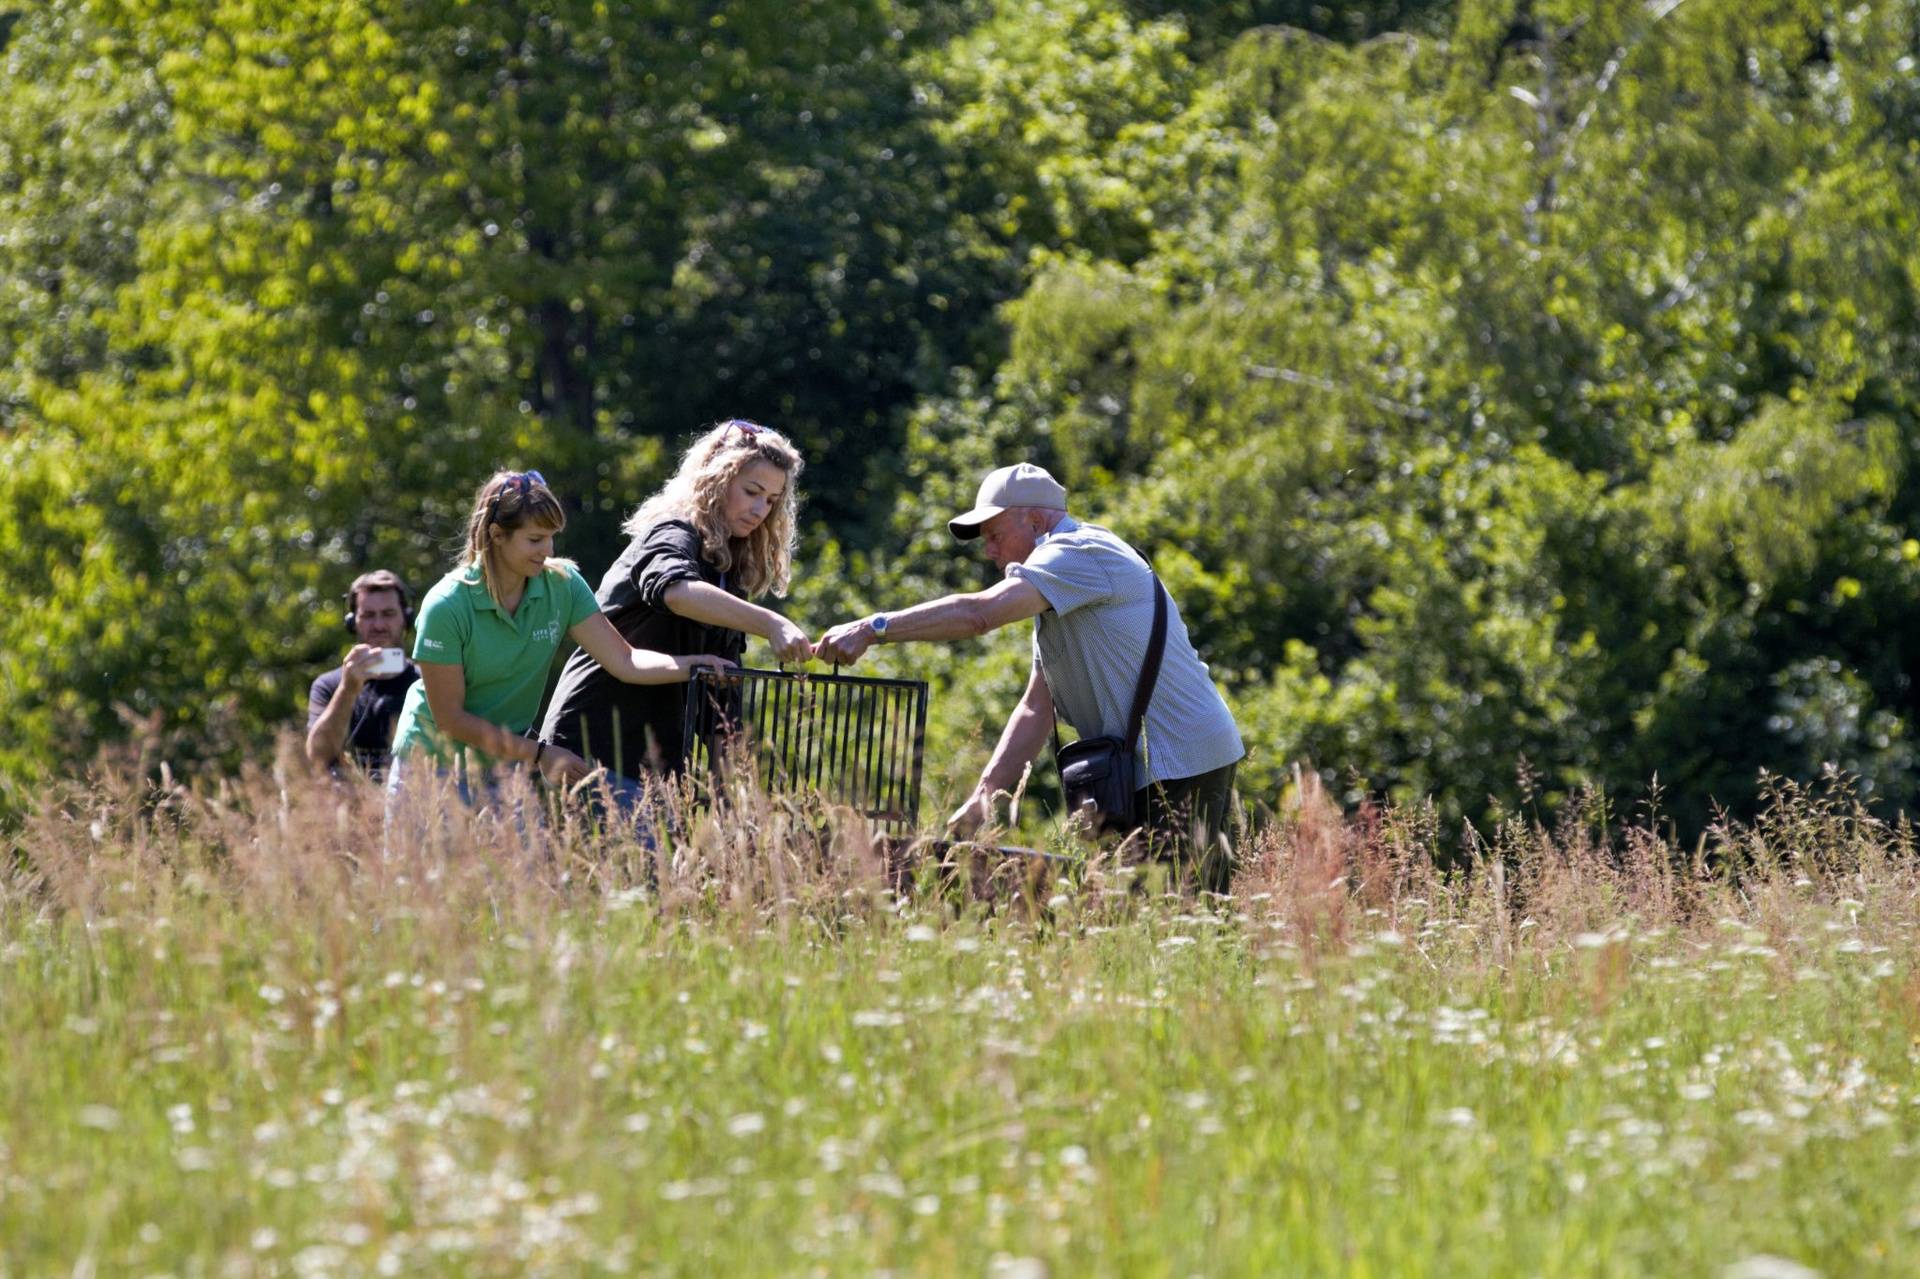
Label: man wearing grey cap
xmin=814 ymin=462 xmax=1245 ymax=890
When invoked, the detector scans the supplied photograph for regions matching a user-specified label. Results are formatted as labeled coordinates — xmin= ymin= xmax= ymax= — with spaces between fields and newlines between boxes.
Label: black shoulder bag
xmin=1052 ymin=572 xmax=1169 ymax=832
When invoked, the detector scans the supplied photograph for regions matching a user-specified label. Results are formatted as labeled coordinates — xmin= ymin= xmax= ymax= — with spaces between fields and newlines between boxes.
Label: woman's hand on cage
xmin=768 ymin=618 xmax=813 ymax=665
xmin=679 ymin=654 xmax=738 ymax=682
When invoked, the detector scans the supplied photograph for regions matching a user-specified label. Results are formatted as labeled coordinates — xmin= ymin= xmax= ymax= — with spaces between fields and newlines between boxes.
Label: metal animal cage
xmin=681 ymin=667 xmax=930 ymax=831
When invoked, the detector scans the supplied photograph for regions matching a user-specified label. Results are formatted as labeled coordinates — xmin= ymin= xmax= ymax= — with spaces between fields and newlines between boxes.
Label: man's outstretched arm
xmin=814 ymin=577 xmax=1049 ymax=666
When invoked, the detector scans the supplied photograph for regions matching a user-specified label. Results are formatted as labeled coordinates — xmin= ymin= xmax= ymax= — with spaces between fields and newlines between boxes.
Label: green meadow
xmin=8 ymin=4 xmax=1920 ymax=1272
xmin=5 ymin=762 xmax=1917 ymax=1277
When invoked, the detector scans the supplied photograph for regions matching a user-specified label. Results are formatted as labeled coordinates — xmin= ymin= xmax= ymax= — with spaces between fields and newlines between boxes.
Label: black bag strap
xmin=1126 ymin=573 xmax=1169 ymax=754
xmin=1045 ymin=548 xmax=1171 ymax=757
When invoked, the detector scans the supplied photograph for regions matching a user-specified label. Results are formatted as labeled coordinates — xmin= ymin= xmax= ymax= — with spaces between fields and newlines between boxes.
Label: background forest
xmin=4 ymin=0 xmax=1918 ymax=840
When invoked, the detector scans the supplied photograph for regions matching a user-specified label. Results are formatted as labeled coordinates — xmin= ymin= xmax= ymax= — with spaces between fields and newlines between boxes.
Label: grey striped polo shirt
xmin=1009 ymin=516 xmax=1244 ymax=786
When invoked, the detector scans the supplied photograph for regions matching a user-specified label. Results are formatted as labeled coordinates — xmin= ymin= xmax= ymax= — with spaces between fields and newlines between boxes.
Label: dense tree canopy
xmin=4 ymin=0 xmax=1918 ymax=840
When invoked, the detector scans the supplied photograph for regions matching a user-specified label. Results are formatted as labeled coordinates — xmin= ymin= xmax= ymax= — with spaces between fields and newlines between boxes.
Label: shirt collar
xmin=1035 ymin=513 xmax=1079 ymax=548
xmin=461 ymin=565 xmax=548 ymax=614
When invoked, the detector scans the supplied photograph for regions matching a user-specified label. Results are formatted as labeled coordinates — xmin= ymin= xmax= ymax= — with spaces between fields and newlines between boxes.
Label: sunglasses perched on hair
xmin=486 ymin=469 xmax=547 ymax=528
xmin=720 ymin=419 xmax=764 ymax=444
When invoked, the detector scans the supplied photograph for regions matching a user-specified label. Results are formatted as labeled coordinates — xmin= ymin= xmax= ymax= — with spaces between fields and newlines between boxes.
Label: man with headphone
xmin=305 ymin=569 xmax=420 ymax=779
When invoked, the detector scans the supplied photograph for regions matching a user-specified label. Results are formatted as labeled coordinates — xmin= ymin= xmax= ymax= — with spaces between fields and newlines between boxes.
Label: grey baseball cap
xmin=948 ymin=463 xmax=1069 ymax=539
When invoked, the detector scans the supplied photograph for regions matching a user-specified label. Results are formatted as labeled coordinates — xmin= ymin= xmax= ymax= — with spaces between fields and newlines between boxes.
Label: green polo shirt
xmin=390 ymin=561 xmax=602 ymax=767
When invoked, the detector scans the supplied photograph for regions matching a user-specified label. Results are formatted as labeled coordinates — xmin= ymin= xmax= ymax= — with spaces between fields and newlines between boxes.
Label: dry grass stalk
xmin=1230 ymin=764 xmax=1920 ymax=968
xmin=11 ymin=737 xmax=1920 ymax=977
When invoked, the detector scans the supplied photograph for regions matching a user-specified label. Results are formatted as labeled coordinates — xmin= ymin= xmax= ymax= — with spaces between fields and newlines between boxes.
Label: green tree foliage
xmin=0 ymin=0 xmax=990 ymax=793
xmin=862 ymin=0 xmax=1920 ymax=836
xmin=912 ymin=0 xmax=1205 ymax=267
xmin=5 ymin=0 xmax=1920 ymax=843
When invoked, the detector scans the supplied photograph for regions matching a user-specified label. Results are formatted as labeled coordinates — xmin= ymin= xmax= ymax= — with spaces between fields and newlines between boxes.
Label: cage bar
xmin=682 ymin=667 xmax=930 ymax=831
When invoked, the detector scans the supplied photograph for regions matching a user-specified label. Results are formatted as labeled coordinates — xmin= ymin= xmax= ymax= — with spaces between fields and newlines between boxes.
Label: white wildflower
xmin=78 ymin=1106 xmax=120 ymax=1131
xmin=1721 ymin=1256 xmax=1820 ymax=1279
xmin=858 ymin=1171 xmax=906 ymax=1198
xmin=988 ymin=1258 xmax=1048 ymax=1279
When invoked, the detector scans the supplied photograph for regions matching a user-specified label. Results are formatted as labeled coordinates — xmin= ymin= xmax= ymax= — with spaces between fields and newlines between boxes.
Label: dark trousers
xmin=1132 ymin=762 xmax=1239 ymax=894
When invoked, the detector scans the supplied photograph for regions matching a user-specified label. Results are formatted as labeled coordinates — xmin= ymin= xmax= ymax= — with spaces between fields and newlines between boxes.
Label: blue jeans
xmin=575 ymin=771 xmax=661 ymax=851
xmin=385 ymin=755 xmax=488 ymax=806
xmin=385 ymin=757 xmax=659 ymax=852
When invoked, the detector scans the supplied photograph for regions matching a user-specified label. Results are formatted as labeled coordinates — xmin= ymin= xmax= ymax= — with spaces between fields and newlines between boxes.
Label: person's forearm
xmin=438 ymin=709 xmax=540 ymax=764
xmin=973 ymin=701 xmax=1051 ymax=798
xmin=603 ymin=646 xmax=691 ymax=685
xmin=872 ymin=594 xmax=999 ymax=644
xmin=663 ymin=581 xmax=788 ymax=639
xmin=305 ymin=686 xmax=359 ymax=765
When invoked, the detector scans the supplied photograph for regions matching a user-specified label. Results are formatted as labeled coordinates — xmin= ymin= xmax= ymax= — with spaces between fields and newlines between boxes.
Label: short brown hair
xmin=347 ymin=569 xmax=411 ymax=614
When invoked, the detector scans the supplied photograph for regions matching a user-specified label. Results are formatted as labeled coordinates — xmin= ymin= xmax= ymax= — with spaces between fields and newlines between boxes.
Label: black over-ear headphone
xmin=343 ymin=580 xmax=417 ymax=635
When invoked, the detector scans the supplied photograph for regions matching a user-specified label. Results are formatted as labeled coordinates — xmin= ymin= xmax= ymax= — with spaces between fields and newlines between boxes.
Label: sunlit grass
xmin=4 ymin=753 xmax=1919 ymax=1276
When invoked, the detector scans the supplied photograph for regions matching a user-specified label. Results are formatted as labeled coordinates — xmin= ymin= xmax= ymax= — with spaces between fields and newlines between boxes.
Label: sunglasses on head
xmin=720 ymin=419 xmax=764 ymax=444
xmin=486 ymin=469 xmax=547 ymax=528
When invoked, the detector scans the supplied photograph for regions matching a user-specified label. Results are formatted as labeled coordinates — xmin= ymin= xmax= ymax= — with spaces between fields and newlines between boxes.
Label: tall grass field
xmin=4 ymin=753 xmax=1919 ymax=1276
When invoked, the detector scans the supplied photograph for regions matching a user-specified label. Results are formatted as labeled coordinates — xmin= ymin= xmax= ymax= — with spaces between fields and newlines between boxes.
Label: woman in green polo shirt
xmin=387 ymin=469 xmax=729 ymax=802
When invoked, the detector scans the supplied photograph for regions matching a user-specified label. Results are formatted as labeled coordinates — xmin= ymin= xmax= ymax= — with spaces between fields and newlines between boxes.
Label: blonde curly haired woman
xmin=539 ymin=420 xmax=811 ymax=799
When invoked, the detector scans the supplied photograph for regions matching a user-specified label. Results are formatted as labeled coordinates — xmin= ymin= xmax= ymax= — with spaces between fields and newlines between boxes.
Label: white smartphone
xmin=368 ymin=647 xmax=407 ymax=678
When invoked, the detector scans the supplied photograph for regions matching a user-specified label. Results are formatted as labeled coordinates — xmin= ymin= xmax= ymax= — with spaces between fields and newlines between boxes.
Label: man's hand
xmin=814 ymin=618 xmax=876 ymax=667
xmin=768 ymin=618 xmax=813 ymax=665
xmin=946 ymin=788 xmax=994 ymax=840
xmin=339 ymin=643 xmax=385 ymax=691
